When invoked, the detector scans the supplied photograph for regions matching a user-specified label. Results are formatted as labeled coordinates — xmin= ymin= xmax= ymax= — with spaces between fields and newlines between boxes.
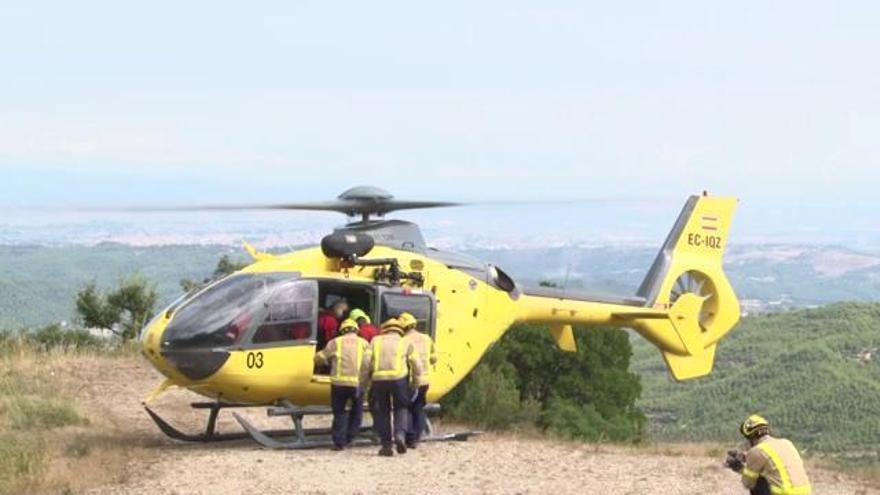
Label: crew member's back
xmin=736 ymin=415 xmax=811 ymax=495
xmin=743 ymin=435 xmax=811 ymax=494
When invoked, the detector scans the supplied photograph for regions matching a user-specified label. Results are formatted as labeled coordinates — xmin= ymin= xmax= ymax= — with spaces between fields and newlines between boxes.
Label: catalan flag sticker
xmin=701 ymin=215 xmax=719 ymax=232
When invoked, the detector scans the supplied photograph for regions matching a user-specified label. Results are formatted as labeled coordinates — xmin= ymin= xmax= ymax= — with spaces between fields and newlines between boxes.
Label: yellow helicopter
xmin=139 ymin=186 xmax=740 ymax=448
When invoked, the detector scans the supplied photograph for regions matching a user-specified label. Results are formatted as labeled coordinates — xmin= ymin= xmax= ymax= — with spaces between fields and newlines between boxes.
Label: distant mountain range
xmin=2 ymin=241 xmax=880 ymax=329
xmin=470 ymin=243 xmax=880 ymax=313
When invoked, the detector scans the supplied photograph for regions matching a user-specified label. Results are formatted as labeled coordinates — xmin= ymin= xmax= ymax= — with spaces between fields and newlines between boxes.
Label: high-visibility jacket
xmin=404 ymin=330 xmax=437 ymax=386
xmin=742 ymin=436 xmax=811 ymax=495
xmin=360 ymin=328 xmax=422 ymax=385
xmin=314 ymin=333 xmax=369 ymax=387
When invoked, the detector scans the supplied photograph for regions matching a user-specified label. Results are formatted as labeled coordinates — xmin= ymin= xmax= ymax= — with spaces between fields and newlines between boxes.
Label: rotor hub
xmin=337 ymin=185 xmax=394 ymax=202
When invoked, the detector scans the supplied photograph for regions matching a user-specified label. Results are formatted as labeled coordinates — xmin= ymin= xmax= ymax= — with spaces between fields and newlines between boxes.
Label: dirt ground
xmin=64 ymin=356 xmax=878 ymax=495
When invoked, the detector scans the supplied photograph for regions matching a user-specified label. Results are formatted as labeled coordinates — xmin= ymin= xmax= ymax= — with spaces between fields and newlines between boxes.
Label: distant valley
xmin=2 ymin=241 xmax=880 ymax=329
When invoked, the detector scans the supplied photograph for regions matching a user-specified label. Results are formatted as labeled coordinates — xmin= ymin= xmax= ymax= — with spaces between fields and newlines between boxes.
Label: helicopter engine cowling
xmin=320 ymin=232 xmax=375 ymax=259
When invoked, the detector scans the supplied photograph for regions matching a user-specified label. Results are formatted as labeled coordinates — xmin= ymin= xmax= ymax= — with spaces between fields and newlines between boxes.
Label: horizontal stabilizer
xmin=662 ymin=344 xmax=717 ymax=381
xmin=549 ymin=324 xmax=577 ymax=352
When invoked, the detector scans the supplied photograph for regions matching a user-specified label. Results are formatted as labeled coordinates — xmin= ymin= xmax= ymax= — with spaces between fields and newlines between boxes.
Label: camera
xmin=725 ymin=450 xmax=745 ymax=472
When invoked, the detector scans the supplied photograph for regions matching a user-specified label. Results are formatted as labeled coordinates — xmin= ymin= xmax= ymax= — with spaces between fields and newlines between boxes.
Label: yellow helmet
xmin=398 ymin=312 xmax=417 ymax=330
xmin=349 ymin=308 xmax=371 ymax=324
xmin=380 ymin=318 xmax=403 ymax=333
xmin=741 ymin=414 xmax=770 ymax=438
xmin=339 ymin=318 xmax=359 ymax=334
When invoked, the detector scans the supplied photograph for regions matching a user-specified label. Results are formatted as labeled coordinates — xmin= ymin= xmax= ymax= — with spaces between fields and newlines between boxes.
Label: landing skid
xmin=233 ymin=411 xmax=477 ymax=450
xmin=144 ymin=406 xmax=304 ymax=443
xmin=234 ymin=401 xmax=480 ymax=450
xmin=144 ymin=401 xmax=345 ymax=443
xmin=145 ymin=400 xmax=481 ymax=449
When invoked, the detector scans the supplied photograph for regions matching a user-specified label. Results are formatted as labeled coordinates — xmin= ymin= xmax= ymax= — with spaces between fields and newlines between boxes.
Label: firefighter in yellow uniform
xmin=399 ymin=312 xmax=437 ymax=448
xmin=360 ymin=317 xmax=422 ymax=456
xmin=731 ymin=415 xmax=812 ymax=495
xmin=314 ymin=318 xmax=369 ymax=450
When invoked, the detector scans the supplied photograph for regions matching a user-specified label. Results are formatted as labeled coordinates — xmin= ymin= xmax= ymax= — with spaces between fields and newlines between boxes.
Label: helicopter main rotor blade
xmin=62 ymin=187 xmax=678 ymax=216
xmin=91 ymin=200 xmax=463 ymax=215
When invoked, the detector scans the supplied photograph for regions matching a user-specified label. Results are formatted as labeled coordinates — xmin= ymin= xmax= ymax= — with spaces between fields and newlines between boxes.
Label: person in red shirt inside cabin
xmin=349 ymin=308 xmax=378 ymax=342
xmin=290 ymin=321 xmax=311 ymax=340
xmin=317 ymin=299 xmax=348 ymax=349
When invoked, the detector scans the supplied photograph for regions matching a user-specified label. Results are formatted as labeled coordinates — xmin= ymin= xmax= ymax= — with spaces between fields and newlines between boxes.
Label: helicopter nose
xmin=139 ymin=309 xmax=231 ymax=381
xmin=161 ymin=348 xmax=231 ymax=381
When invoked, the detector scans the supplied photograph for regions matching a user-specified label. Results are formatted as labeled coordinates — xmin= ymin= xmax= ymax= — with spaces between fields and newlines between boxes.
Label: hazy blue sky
xmin=1 ymin=2 xmax=878 ymax=238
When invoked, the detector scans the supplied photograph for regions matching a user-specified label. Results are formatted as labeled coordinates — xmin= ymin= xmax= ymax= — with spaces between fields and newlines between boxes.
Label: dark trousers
xmin=406 ymin=385 xmax=429 ymax=443
xmin=330 ymin=385 xmax=363 ymax=447
xmin=751 ymin=477 xmax=771 ymax=495
xmin=371 ymin=378 xmax=411 ymax=448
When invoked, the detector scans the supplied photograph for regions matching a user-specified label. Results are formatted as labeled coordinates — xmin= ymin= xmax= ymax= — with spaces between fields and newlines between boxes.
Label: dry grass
xmin=0 ymin=343 xmax=147 ymax=494
xmin=2 ymin=342 xmax=879 ymax=493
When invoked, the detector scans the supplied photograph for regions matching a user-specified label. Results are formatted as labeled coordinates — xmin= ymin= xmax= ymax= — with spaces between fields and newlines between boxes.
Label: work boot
xmin=378 ymin=446 xmax=394 ymax=457
xmin=406 ymin=440 xmax=417 ymax=449
xmin=331 ymin=445 xmax=345 ymax=451
xmin=395 ymin=438 xmax=408 ymax=454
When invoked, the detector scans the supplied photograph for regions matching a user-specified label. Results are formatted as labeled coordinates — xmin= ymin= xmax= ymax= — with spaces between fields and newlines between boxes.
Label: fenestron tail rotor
xmin=669 ymin=270 xmax=717 ymax=330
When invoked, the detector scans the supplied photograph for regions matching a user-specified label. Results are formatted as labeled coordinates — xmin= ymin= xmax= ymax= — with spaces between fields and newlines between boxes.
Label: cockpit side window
xmin=380 ymin=292 xmax=434 ymax=337
xmin=251 ymin=280 xmax=317 ymax=345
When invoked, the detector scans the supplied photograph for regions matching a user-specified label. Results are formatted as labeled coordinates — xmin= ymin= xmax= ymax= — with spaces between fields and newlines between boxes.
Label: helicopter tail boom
xmin=512 ymin=194 xmax=740 ymax=381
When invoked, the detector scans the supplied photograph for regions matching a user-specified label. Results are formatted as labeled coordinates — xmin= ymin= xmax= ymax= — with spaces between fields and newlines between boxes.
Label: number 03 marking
xmin=246 ymin=351 xmax=264 ymax=369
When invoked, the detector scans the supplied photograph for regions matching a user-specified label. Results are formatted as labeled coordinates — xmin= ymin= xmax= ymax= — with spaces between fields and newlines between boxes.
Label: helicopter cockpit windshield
xmin=162 ymin=273 xmax=316 ymax=353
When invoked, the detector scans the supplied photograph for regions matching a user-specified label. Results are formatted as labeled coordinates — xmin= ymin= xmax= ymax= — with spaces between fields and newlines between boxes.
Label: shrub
xmin=75 ymin=274 xmax=158 ymax=340
xmin=542 ymin=397 xmax=645 ymax=442
xmin=27 ymin=324 xmax=104 ymax=351
xmin=445 ymin=364 xmax=540 ymax=429
xmin=442 ymin=323 xmax=645 ymax=442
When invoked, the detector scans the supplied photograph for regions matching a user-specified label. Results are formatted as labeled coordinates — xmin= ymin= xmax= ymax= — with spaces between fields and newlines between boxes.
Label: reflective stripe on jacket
xmin=314 ymin=333 xmax=369 ymax=387
xmin=360 ymin=329 xmax=421 ymax=383
xmin=742 ymin=436 xmax=811 ymax=495
xmin=404 ymin=330 xmax=437 ymax=386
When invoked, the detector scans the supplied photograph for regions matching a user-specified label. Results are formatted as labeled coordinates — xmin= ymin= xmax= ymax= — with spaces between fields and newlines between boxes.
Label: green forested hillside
xmin=632 ymin=303 xmax=880 ymax=454
xmin=0 ymin=244 xmax=245 ymax=328
xmin=6 ymin=243 xmax=880 ymax=329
